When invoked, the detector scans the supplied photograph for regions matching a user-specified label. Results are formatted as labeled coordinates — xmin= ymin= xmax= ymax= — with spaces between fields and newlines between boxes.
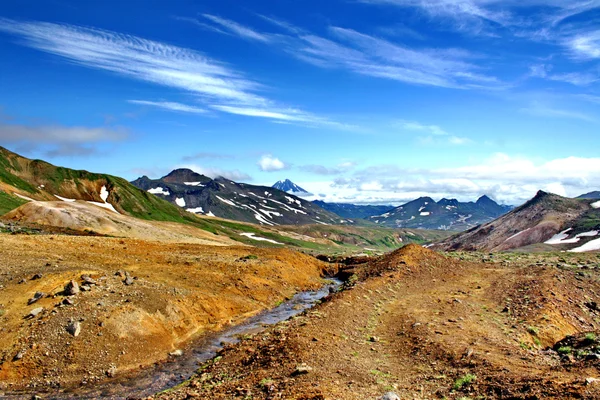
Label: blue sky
xmin=0 ymin=0 xmax=599 ymax=205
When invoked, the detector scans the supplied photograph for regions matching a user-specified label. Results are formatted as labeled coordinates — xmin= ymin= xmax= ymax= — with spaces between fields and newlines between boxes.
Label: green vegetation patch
xmin=453 ymin=374 xmax=476 ymax=391
xmin=0 ymin=191 xmax=28 ymax=215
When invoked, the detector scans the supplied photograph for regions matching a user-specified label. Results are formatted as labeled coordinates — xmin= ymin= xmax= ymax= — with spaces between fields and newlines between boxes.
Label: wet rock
xmin=169 ymin=349 xmax=184 ymax=357
xmin=26 ymin=307 xmax=44 ymax=319
xmin=379 ymin=392 xmax=400 ymax=400
xmin=66 ymin=321 xmax=81 ymax=337
xmin=64 ymin=280 xmax=79 ymax=296
xmin=28 ymin=292 xmax=45 ymax=305
xmin=292 ymin=363 xmax=313 ymax=376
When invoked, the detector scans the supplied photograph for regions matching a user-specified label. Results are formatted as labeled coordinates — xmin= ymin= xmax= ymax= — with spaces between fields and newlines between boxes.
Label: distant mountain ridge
xmin=312 ymin=200 xmax=394 ymax=220
xmin=578 ymin=191 xmax=600 ymax=200
xmin=432 ymin=190 xmax=600 ymax=252
xmin=369 ymin=195 xmax=513 ymax=230
xmin=272 ymin=179 xmax=310 ymax=194
xmin=132 ymin=170 xmax=347 ymax=226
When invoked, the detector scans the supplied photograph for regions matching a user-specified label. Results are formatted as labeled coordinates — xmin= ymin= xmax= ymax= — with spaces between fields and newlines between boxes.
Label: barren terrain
xmin=0 ymin=233 xmax=331 ymax=394
xmin=156 ymin=245 xmax=600 ymax=399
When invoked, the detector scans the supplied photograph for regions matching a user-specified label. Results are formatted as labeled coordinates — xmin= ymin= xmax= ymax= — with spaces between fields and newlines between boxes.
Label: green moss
xmin=453 ymin=374 xmax=476 ymax=391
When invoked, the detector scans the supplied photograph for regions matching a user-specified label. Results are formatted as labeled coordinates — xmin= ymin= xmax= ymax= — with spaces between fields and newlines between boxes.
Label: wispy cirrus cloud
xmin=299 ymin=161 xmax=357 ymax=176
xmin=520 ymin=101 xmax=595 ymax=121
xmin=0 ymin=18 xmax=352 ymax=130
xmin=201 ymin=14 xmax=273 ymax=42
xmin=566 ymin=30 xmax=600 ymax=60
xmin=198 ymin=14 xmax=503 ymax=89
xmin=128 ymin=100 xmax=208 ymax=114
xmin=398 ymin=120 xmax=448 ymax=135
xmin=181 ymin=152 xmax=235 ymax=162
xmin=397 ymin=120 xmax=472 ymax=145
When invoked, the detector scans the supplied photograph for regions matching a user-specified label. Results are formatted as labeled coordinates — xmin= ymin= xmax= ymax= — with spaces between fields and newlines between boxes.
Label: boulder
xmin=27 ymin=292 xmax=45 ymax=305
xmin=66 ymin=321 xmax=81 ymax=337
xmin=64 ymin=280 xmax=79 ymax=296
xmin=81 ymin=274 xmax=97 ymax=285
xmin=26 ymin=307 xmax=44 ymax=319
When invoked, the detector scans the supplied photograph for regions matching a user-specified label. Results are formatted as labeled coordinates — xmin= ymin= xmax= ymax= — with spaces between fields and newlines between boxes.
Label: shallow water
xmin=5 ymin=278 xmax=342 ymax=399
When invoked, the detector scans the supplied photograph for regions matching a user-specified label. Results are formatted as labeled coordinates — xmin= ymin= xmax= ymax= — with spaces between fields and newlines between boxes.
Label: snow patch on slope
xmin=55 ymin=195 xmax=76 ymax=202
xmin=148 ymin=187 xmax=170 ymax=196
xmin=240 ymin=232 xmax=282 ymax=244
xmin=569 ymin=237 xmax=600 ymax=253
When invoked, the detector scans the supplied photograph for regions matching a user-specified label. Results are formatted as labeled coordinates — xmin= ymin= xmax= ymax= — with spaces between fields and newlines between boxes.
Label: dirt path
xmin=156 ymin=245 xmax=600 ymax=399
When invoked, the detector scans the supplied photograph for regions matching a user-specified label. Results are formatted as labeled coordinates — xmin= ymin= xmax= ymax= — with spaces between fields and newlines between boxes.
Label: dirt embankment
xmin=156 ymin=245 xmax=600 ymax=399
xmin=0 ymin=233 xmax=331 ymax=392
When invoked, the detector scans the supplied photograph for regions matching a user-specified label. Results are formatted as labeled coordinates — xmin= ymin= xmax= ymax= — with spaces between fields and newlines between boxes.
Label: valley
xmin=1 ymin=147 xmax=600 ymax=399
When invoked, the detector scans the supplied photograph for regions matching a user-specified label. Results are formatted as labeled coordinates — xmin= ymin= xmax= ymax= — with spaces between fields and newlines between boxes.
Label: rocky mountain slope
xmin=369 ymin=195 xmax=512 ymax=230
xmin=312 ymin=200 xmax=394 ymax=220
xmin=433 ymin=190 xmax=600 ymax=252
xmin=132 ymin=170 xmax=346 ymax=226
xmin=272 ymin=179 xmax=310 ymax=195
xmin=0 ymin=146 xmax=199 ymax=225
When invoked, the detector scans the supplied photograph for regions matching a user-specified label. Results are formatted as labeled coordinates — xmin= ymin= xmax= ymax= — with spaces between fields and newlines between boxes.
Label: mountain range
xmin=312 ymin=201 xmax=394 ymax=220
xmin=132 ymin=170 xmax=346 ymax=226
xmin=368 ymin=195 xmax=513 ymax=230
xmin=432 ymin=190 xmax=600 ymax=252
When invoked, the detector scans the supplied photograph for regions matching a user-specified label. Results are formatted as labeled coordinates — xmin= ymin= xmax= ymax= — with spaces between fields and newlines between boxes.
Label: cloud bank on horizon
xmin=0 ymin=0 xmax=598 ymax=205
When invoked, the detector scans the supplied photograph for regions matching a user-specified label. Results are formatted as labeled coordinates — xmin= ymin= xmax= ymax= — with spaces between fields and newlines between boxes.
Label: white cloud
xmin=299 ymin=162 xmax=357 ymax=175
xmin=201 ymin=14 xmax=272 ymax=42
xmin=520 ymin=102 xmax=595 ymax=122
xmin=299 ymin=154 xmax=600 ymax=205
xmin=128 ymin=100 xmax=207 ymax=114
xmin=210 ymin=105 xmax=360 ymax=130
xmin=0 ymin=120 xmax=127 ymax=157
xmin=258 ymin=155 xmax=288 ymax=172
xmin=179 ymin=164 xmax=251 ymax=181
xmin=398 ymin=120 xmax=448 ymax=135
xmin=566 ymin=30 xmax=600 ymax=59
xmin=191 ymin=14 xmax=503 ymax=89
xmin=0 ymin=18 xmax=353 ymax=129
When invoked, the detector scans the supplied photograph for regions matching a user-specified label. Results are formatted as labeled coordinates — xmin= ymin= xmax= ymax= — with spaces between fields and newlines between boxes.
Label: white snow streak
xmin=148 ymin=187 xmax=170 ymax=196
xmin=240 ymin=232 xmax=282 ymax=244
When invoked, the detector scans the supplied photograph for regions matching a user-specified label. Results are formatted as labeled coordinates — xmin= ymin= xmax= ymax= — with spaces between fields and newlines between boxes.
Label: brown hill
xmin=432 ymin=191 xmax=599 ymax=252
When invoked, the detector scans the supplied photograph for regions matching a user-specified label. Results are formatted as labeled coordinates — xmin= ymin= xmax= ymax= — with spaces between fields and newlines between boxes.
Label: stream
xmin=6 ymin=278 xmax=342 ymax=399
